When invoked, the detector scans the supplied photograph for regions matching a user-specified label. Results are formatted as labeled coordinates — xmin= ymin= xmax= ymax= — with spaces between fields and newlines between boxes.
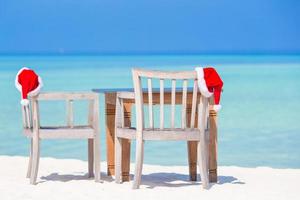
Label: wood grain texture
xmin=66 ymin=100 xmax=74 ymax=128
xmin=35 ymin=92 xmax=97 ymax=100
xmin=93 ymin=95 xmax=101 ymax=182
xmin=114 ymin=95 xmax=122 ymax=183
xmin=148 ymin=78 xmax=153 ymax=129
xmin=88 ymin=100 xmax=94 ymax=177
xmin=190 ymin=80 xmax=198 ymax=129
xmin=171 ymin=79 xmax=176 ymax=129
xmin=160 ymin=79 xmax=164 ymax=130
xmin=106 ymin=93 xmax=132 ymax=181
xmin=105 ymin=93 xmax=117 ymax=176
xmin=118 ymin=69 xmax=211 ymax=189
xmin=186 ymin=104 xmax=198 ymax=181
xmin=30 ymin=99 xmax=40 ymax=185
xmin=24 ymin=92 xmax=101 ymax=184
xmin=104 ymin=86 xmax=218 ymax=185
xmin=197 ymin=96 xmax=209 ymax=189
xmin=132 ymin=68 xmax=197 ymax=79
xmin=181 ymin=80 xmax=188 ymax=129
xmin=24 ymin=126 xmax=95 ymax=139
xmin=88 ymin=139 xmax=94 ymax=178
xmin=121 ymin=103 xmax=132 ymax=182
xmin=209 ymin=97 xmax=218 ymax=183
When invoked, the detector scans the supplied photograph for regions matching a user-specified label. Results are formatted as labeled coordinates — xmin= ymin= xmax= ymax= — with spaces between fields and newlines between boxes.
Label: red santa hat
xmin=195 ymin=67 xmax=223 ymax=112
xmin=15 ymin=67 xmax=43 ymax=106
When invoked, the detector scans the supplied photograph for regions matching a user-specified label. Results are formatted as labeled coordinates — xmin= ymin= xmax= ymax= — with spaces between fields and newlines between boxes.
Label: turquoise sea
xmin=0 ymin=55 xmax=300 ymax=168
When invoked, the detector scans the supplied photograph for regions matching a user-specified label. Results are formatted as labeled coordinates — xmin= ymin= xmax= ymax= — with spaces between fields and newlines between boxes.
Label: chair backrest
xmin=132 ymin=68 xmax=208 ymax=132
xmin=20 ymin=92 xmax=99 ymax=131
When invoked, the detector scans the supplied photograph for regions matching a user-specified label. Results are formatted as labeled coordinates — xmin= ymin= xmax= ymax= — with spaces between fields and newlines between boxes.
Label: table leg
xmin=105 ymin=94 xmax=116 ymax=176
xmin=105 ymin=93 xmax=132 ymax=181
xmin=121 ymin=103 xmax=132 ymax=182
xmin=187 ymin=141 xmax=198 ymax=181
xmin=186 ymin=106 xmax=197 ymax=181
xmin=187 ymin=104 xmax=218 ymax=182
xmin=209 ymin=109 xmax=218 ymax=182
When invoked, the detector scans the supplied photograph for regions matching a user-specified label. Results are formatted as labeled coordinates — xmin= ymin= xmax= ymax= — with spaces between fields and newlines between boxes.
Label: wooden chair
xmin=115 ymin=68 xmax=210 ymax=189
xmin=21 ymin=92 xmax=101 ymax=184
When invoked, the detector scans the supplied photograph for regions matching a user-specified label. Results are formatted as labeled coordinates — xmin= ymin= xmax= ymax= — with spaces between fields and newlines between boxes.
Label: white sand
xmin=0 ymin=156 xmax=299 ymax=200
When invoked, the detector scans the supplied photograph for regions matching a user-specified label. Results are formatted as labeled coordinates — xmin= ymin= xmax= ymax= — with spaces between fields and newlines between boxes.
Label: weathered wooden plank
xmin=117 ymin=91 xmax=135 ymax=99
xmin=148 ymin=78 xmax=153 ymax=129
xmin=181 ymin=80 xmax=188 ymax=129
xmin=105 ymin=93 xmax=117 ymax=176
xmin=93 ymin=94 xmax=101 ymax=182
xmin=121 ymin=103 xmax=132 ymax=182
xmin=209 ymin=97 xmax=218 ymax=183
xmin=198 ymin=96 xmax=209 ymax=189
xmin=66 ymin=100 xmax=74 ymax=128
xmin=132 ymin=68 xmax=197 ymax=79
xmin=171 ymin=79 xmax=176 ymax=129
xmin=190 ymin=80 xmax=198 ymax=128
xmin=160 ymin=79 xmax=164 ymax=130
xmin=35 ymin=92 xmax=97 ymax=100
xmin=186 ymin=103 xmax=198 ymax=181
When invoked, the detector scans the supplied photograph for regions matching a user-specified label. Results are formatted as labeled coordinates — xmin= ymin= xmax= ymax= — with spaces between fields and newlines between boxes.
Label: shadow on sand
xmin=39 ymin=172 xmax=113 ymax=183
xmin=39 ymin=172 xmax=245 ymax=188
xmin=139 ymin=173 xmax=245 ymax=189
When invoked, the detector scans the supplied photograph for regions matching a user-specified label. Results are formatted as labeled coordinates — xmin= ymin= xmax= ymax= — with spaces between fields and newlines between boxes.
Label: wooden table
xmin=93 ymin=88 xmax=218 ymax=183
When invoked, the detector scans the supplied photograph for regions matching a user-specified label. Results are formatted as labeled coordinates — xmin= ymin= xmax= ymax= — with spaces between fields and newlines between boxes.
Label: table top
xmin=92 ymin=88 xmax=134 ymax=93
xmin=92 ymin=87 xmax=195 ymax=93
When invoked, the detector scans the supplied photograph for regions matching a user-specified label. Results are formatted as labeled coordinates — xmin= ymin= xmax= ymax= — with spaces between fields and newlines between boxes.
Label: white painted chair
xmin=115 ymin=68 xmax=210 ymax=189
xmin=21 ymin=92 xmax=100 ymax=184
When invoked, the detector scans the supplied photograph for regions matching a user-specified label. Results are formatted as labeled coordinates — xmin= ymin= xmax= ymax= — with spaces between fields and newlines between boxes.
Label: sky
xmin=0 ymin=0 xmax=299 ymax=54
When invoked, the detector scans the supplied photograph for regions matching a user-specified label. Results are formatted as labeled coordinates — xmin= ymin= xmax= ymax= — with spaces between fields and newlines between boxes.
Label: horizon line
xmin=0 ymin=51 xmax=300 ymax=56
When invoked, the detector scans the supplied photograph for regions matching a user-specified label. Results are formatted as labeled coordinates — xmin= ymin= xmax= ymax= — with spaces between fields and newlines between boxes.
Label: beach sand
xmin=0 ymin=156 xmax=299 ymax=200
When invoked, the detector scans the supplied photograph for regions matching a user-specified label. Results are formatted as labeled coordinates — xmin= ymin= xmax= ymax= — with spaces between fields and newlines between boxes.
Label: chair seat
xmin=24 ymin=126 xmax=95 ymax=139
xmin=116 ymin=127 xmax=205 ymax=141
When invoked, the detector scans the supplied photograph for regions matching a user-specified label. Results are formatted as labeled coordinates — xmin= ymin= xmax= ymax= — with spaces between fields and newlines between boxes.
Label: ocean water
xmin=0 ymin=54 xmax=300 ymax=168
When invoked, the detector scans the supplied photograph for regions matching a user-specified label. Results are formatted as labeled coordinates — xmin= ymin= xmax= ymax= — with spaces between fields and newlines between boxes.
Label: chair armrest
xmin=29 ymin=92 xmax=99 ymax=130
xmin=115 ymin=92 xmax=134 ymax=129
xmin=116 ymin=91 xmax=135 ymax=100
xmin=31 ymin=92 xmax=98 ymax=101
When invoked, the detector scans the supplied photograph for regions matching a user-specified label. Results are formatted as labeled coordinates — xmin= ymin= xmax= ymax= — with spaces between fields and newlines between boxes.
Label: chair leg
xmin=198 ymin=135 xmax=209 ymax=189
xmin=30 ymin=138 xmax=40 ymax=185
xmin=94 ymin=136 xmax=101 ymax=182
xmin=88 ymin=139 xmax=94 ymax=178
xmin=132 ymin=136 xmax=144 ymax=189
xmin=115 ymin=136 xmax=122 ymax=183
xmin=26 ymin=138 xmax=33 ymax=178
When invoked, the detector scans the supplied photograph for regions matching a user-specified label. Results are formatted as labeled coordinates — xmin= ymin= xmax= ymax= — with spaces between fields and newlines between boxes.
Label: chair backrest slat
xmin=198 ymin=96 xmax=209 ymax=133
xmin=190 ymin=80 xmax=198 ymax=128
xmin=120 ymin=98 xmax=125 ymax=128
xmin=66 ymin=100 xmax=74 ymax=128
xmin=171 ymin=79 xmax=176 ymax=129
xmin=148 ymin=78 xmax=154 ymax=129
xmin=181 ymin=79 xmax=188 ymax=129
xmin=22 ymin=105 xmax=32 ymax=128
xmin=160 ymin=79 xmax=164 ymax=130
xmin=88 ymin=100 xmax=94 ymax=126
